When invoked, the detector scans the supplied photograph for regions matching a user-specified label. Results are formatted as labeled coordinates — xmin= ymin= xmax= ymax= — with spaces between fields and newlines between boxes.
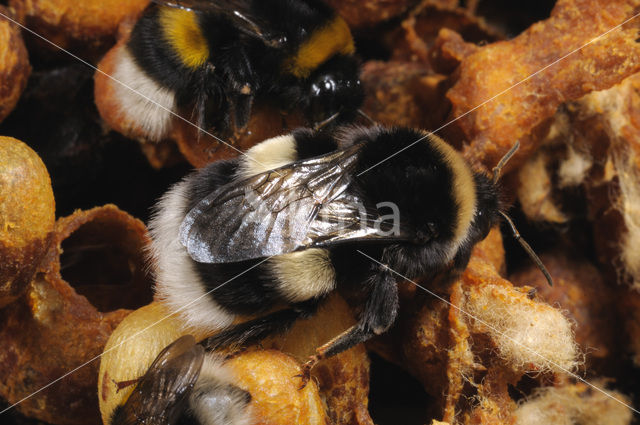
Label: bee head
xmin=467 ymin=173 xmax=502 ymax=245
xmin=305 ymin=55 xmax=363 ymax=127
xmin=464 ymin=141 xmax=553 ymax=286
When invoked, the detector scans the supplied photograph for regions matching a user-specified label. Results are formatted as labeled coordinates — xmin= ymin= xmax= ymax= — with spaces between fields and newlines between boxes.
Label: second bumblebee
xmin=112 ymin=0 xmax=364 ymax=141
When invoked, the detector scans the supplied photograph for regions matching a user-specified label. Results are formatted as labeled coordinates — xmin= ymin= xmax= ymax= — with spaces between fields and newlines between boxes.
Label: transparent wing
xmin=180 ymin=145 xmax=413 ymax=264
xmin=113 ymin=335 xmax=204 ymax=425
xmin=151 ymin=0 xmax=286 ymax=47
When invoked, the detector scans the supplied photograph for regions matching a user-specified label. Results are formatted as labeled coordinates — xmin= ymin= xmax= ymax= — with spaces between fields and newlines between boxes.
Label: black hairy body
xmin=122 ymin=0 xmax=363 ymax=140
xmin=149 ymin=125 xmax=501 ymax=383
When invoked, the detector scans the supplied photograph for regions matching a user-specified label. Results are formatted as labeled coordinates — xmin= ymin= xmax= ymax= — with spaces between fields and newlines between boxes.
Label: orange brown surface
xmin=0 ymin=205 xmax=153 ymax=425
xmin=0 ymin=137 xmax=54 ymax=308
xmin=390 ymin=3 xmax=502 ymax=67
xmin=361 ymin=60 xmax=450 ymax=130
xmin=0 ymin=6 xmax=30 ymax=124
xmin=265 ymin=294 xmax=373 ymax=425
xmin=227 ymin=350 xmax=330 ymax=425
xmin=446 ymin=0 xmax=640 ymax=173
xmin=8 ymin=0 xmax=149 ymax=52
xmin=4 ymin=0 xmax=640 ymax=424
xmin=324 ymin=0 xmax=421 ymax=29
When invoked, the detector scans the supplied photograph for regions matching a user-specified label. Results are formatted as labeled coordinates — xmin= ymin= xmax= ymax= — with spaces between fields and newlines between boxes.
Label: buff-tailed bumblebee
xmin=148 ymin=126 xmax=552 ymax=387
xmin=110 ymin=0 xmax=363 ymax=141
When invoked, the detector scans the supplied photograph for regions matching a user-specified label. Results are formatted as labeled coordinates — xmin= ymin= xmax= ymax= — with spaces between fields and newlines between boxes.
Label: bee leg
xmin=204 ymin=299 xmax=322 ymax=351
xmin=184 ymin=78 xmax=232 ymax=139
xmin=297 ymin=271 xmax=398 ymax=389
xmin=222 ymin=47 xmax=258 ymax=99
xmin=113 ymin=377 xmax=140 ymax=393
xmin=223 ymin=47 xmax=256 ymax=133
xmin=223 ymin=345 xmax=249 ymax=361
xmin=231 ymin=93 xmax=254 ymax=131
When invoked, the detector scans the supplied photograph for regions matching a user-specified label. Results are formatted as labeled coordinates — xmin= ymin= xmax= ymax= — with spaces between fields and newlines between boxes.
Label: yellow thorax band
xmin=160 ymin=7 xmax=210 ymax=69
xmin=284 ymin=16 xmax=355 ymax=78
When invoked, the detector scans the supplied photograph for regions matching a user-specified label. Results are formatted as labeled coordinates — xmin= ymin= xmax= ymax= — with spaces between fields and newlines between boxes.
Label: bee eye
xmin=310 ymin=76 xmax=337 ymax=95
xmin=308 ymin=75 xmax=341 ymax=122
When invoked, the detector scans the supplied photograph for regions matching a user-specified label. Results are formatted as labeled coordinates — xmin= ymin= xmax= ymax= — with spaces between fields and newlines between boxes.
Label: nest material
xmin=1 ymin=0 xmax=640 ymax=424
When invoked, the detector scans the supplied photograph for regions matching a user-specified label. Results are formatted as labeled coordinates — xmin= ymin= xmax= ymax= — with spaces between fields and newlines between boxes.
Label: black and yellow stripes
xmin=426 ymin=133 xmax=477 ymax=254
xmin=284 ymin=15 xmax=355 ymax=78
xmin=159 ymin=7 xmax=210 ymax=69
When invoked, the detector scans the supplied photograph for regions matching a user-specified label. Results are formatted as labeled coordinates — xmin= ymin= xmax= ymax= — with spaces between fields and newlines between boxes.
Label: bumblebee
xmin=149 ymin=125 xmax=551 ymax=384
xmin=109 ymin=335 xmax=252 ymax=425
xmin=111 ymin=0 xmax=363 ymax=141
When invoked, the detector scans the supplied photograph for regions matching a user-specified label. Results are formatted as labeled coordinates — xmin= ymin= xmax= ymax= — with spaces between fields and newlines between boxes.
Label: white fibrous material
xmin=516 ymin=110 xmax=573 ymax=223
xmin=558 ymin=145 xmax=593 ymax=188
xmin=514 ymin=383 xmax=632 ymax=425
xmin=518 ymin=72 xmax=640 ymax=290
xmin=573 ymin=76 xmax=640 ymax=290
xmin=612 ymin=149 xmax=640 ymax=289
xmin=517 ymin=151 xmax=568 ymax=223
xmin=465 ymin=283 xmax=578 ymax=373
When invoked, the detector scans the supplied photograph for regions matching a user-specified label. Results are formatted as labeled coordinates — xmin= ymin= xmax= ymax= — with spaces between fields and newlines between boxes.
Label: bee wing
xmin=180 ymin=145 xmax=413 ymax=264
xmin=113 ymin=335 xmax=205 ymax=425
xmin=151 ymin=0 xmax=285 ymax=47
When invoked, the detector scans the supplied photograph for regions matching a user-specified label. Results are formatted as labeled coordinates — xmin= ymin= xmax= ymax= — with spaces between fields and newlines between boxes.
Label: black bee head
xmin=305 ymin=55 xmax=363 ymax=127
xmin=467 ymin=173 xmax=501 ymax=245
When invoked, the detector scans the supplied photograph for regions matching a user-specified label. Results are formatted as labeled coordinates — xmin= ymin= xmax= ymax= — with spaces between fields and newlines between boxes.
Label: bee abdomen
xmin=111 ymin=46 xmax=177 ymax=141
xmin=267 ymin=249 xmax=336 ymax=302
xmin=149 ymin=177 xmax=236 ymax=335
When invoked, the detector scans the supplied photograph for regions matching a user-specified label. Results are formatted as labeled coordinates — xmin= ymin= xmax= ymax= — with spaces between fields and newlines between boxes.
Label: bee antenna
xmin=492 ymin=140 xmax=520 ymax=184
xmin=357 ymin=109 xmax=377 ymax=126
xmin=499 ymin=211 xmax=554 ymax=287
xmin=313 ymin=112 xmax=340 ymax=131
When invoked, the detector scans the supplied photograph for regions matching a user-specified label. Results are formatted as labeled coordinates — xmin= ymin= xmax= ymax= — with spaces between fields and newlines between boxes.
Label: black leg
xmin=231 ymin=93 xmax=254 ymax=130
xmin=179 ymin=70 xmax=232 ymax=138
xmin=221 ymin=47 xmax=258 ymax=95
xmin=297 ymin=270 xmax=398 ymax=388
xmin=204 ymin=299 xmax=322 ymax=351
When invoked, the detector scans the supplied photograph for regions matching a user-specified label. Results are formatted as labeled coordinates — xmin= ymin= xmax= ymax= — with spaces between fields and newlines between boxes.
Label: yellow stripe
xmin=284 ymin=16 xmax=355 ymax=78
xmin=159 ymin=7 xmax=209 ymax=69
xmin=427 ymin=134 xmax=477 ymax=254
